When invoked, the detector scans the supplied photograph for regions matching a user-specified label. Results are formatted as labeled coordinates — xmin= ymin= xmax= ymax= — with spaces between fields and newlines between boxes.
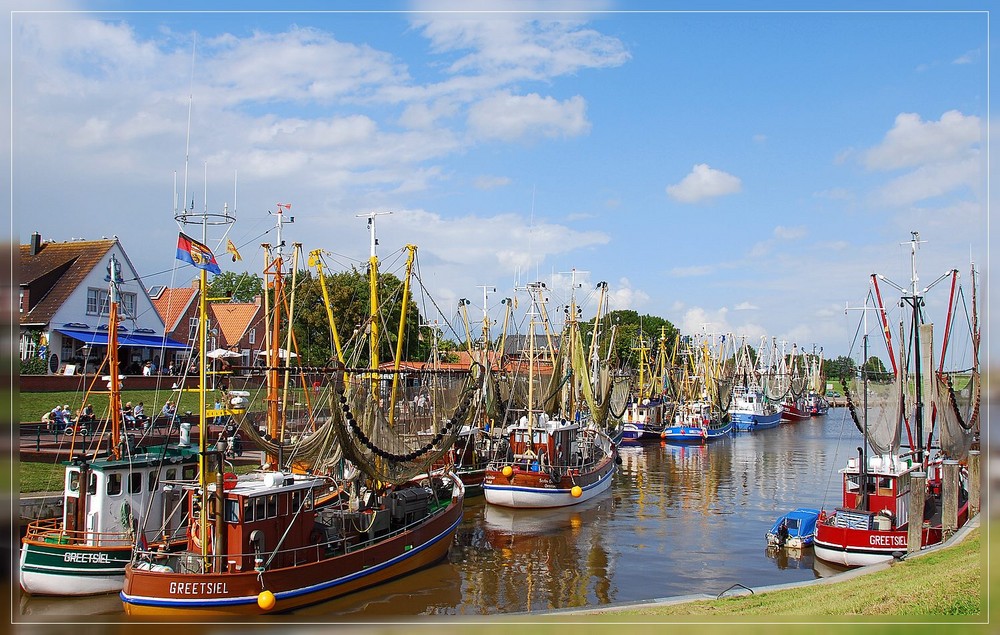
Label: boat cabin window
xmin=244 ymin=498 xmax=255 ymax=522
xmin=165 ymin=468 xmax=176 ymax=481
xmin=129 ymin=472 xmax=142 ymax=494
xmin=182 ymin=465 xmax=197 ymax=480
xmin=290 ymin=491 xmax=301 ymax=514
xmin=88 ymin=472 xmax=97 ymax=495
xmin=148 ymin=472 xmax=158 ymax=492
xmin=266 ymin=494 xmax=278 ymax=518
xmin=68 ymin=469 xmax=80 ymax=493
xmin=846 ymin=475 xmax=859 ymax=493
xmin=106 ymin=472 xmax=123 ymax=496
xmin=225 ymin=498 xmax=239 ymax=523
xmin=254 ymin=496 xmax=266 ymax=521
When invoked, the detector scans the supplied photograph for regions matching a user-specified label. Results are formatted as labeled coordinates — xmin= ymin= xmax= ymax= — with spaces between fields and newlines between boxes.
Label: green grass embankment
xmin=565 ymin=526 xmax=985 ymax=619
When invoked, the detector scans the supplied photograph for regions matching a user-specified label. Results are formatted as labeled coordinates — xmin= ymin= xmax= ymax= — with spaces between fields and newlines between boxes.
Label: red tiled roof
xmin=19 ymin=239 xmax=116 ymax=326
xmin=150 ymin=287 xmax=198 ymax=333
xmin=209 ymin=301 xmax=262 ymax=348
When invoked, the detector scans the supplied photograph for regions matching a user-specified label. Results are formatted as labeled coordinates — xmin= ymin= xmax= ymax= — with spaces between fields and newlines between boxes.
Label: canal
xmin=300 ymin=407 xmax=861 ymax=617
xmin=18 ymin=407 xmax=868 ymax=618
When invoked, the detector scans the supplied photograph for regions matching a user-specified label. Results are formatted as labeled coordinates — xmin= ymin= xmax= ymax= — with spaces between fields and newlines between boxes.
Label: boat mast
xmin=106 ymin=255 xmax=124 ymax=460
xmin=358 ymin=211 xmax=392 ymax=392
xmin=262 ymin=204 xmax=292 ymax=469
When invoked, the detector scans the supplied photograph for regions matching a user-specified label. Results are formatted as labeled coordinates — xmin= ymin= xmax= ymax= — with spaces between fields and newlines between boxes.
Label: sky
xmin=7 ymin=1 xmax=993 ymax=367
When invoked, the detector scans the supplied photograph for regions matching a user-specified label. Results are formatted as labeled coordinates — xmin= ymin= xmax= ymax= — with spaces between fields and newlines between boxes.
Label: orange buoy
xmin=258 ymin=590 xmax=276 ymax=610
xmin=501 ymin=465 xmax=513 ymax=478
xmin=571 ymin=485 xmax=583 ymax=498
xmin=223 ymin=472 xmax=238 ymax=490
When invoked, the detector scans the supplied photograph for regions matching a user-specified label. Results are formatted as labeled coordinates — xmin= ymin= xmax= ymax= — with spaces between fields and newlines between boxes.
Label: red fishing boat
xmin=814 ymin=233 xmax=979 ymax=567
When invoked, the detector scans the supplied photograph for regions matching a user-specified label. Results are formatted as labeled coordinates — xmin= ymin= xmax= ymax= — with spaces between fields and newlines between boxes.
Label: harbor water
xmin=20 ymin=407 xmax=866 ymax=618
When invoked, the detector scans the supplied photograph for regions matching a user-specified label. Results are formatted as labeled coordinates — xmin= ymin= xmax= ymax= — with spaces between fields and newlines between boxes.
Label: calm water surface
xmin=20 ymin=408 xmax=866 ymax=618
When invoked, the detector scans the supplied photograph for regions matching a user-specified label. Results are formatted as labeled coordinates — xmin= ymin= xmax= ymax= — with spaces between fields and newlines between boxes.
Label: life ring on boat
xmin=190 ymin=521 xmax=211 ymax=551
xmin=223 ymin=472 xmax=238 ymax=490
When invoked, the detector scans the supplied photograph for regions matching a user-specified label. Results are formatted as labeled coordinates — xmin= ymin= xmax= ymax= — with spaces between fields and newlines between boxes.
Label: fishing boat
xmin=121 ymin=211 xmax=483 ymax=616
xmin=483 ymin=280 xmax=618 ymax=509
xmin=729 ymin=337 xmax=781 ymax=432
xmin=660 ymin=334 xmax=733 ymax=443
xmin=621 ymin=329 xmax=673 ymax=441
xmin=779 ymin=344 xmax=811 ymax=422
xmin=766 ymin=508 xmax=821 ymax=549
xmin=19 ymin=255 xmax=203 ymax=596
xmin=813 ymin=233 xmax=979 ymax=567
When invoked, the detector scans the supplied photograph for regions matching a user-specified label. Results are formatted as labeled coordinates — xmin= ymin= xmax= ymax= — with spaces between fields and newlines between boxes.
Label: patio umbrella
xmin=206 ymin=348 xmax=242 ymax=359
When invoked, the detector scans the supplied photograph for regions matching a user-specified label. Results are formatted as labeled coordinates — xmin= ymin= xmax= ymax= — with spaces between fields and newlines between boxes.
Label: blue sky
xmin=8 ymin=2 xmax=992 ymax=367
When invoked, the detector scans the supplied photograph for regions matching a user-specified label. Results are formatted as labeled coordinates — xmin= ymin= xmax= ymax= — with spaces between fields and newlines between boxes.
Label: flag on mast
xmin=176 ymin=232 xmax=222 ymax=275
xmin=226 ymin=238 xmax=242 ymax=262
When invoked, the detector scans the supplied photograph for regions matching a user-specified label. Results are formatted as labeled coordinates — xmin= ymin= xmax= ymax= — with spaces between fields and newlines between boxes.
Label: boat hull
xmin=120 ymin=497 xmax=463 ymax=616
xmin=483 ymin=458 xmax=615 ymax=509
xmin=813 ymin=507 xmax=966 ymax=567
xmin=731 ymin=410 xmax=782 ymax=431
xmin=19 ymin=541 xmax=131 ymax=596
xmin=780 ymin=404 xmax=810 ymax=422
xmin=621 ymin=422 xmax=665 ymax=442
xmin=661 ymin=422 xmax=732 ymax=443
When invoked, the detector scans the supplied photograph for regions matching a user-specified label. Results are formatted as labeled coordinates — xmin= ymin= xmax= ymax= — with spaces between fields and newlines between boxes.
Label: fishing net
xmin=936 ymin=370 xmax=979 ymax=460
xmin=331 ymin=364 xmax=485 ymax=484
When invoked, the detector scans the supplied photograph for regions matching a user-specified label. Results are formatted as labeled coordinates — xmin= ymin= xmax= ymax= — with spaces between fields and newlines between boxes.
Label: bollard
xmin=36 ymin=425 xmax=42 ymax=452
xmin=908 ymin=471 xmax=926 ymax=554
xmin=968 ymin=450 xmax=981 ymax=518
xmin=942 ymin=460 xmax=959 ymax=539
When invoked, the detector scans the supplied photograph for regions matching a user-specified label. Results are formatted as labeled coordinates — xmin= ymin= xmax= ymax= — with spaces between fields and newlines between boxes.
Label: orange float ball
xmin=502 ymin=465 xmax=513 ymax=477
xmin=571 ymin=485 xmax=583 ymax=498
xmin=257 ymin=590 xmax=276 ymax=611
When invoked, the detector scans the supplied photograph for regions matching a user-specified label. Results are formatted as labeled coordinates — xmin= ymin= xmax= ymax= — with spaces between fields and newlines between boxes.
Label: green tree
xmin=583 ymin=309 xmax=679 ymax=367
xmin=287 ymin=266 xmax=429 ymax=367
xmin=825 ymin=355 xmax=857 ymax=383
xmin=208 ymin=271 xmax=264 ymax=303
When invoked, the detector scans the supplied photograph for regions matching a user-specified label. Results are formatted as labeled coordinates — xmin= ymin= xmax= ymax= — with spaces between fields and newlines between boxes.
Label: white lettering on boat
xmin=63 ymin=552 xmax=111 ymax=564
xmin=869 ymin=534 xmax=906 ymax=547
xmin=169 ymin=581 xmax=229 ymax=595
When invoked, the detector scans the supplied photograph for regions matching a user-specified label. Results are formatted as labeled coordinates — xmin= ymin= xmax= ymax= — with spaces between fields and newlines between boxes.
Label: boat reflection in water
xmin=462 ymin=495 xmax=615 ymax=614
xmin=764 ymin=544 xmax=816 ymax=572
xmin=18 ymin=591 xmax=124 ymax=618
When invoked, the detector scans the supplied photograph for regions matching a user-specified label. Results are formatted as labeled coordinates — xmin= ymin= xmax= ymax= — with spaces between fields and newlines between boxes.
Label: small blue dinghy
xmin=766 ymin=508 xmax=820 ymax=549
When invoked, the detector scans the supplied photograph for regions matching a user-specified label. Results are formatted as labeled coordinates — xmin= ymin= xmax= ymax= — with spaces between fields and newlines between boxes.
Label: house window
xmin=248 ymin=328 xmax=256 ymax=345
xmin=188 ymin=317 xmax=199 ymax=341
xmin=87 ymin=288 xmax=108 ymax=315
xmin=121 ymin=292 xmax=137 ymax=318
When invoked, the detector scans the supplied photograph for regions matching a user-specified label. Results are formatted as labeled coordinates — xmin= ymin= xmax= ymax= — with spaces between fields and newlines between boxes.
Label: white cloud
xmin=863 ymin=111 xmax=981 ymax=171
xmin=410 ymin=8 xmax=630 ymax=79
xmin=773 ymin=225 xmax=806 ymax=240
xmin=734 ymin=302 xmax=759 ymax=311
xmin=474 ymin=175 xmax=512 ymax=190
xmin=467 ymin=92 xmax=590 ymax=141
xmin=875 ymin=154 xmax=980 ymax=206
xmin=665 ymin=164 xmax=742 ymax=203
xmin=953 ymin=49 xmax=979 ymax=64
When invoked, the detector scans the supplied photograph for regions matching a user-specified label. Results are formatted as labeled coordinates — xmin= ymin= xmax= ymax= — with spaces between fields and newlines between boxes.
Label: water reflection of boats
xmin=481 ymin=495 xmax=606 ymax=537
xmin=811 ymin=553 xmax=852 ymax=579
xmin=472 ymin=497 xmax=614 ymax=612
xmin=19 ymin=590 xmax=124 ymax=617
xmin=764 ymin=544 xmax=816 ymax=571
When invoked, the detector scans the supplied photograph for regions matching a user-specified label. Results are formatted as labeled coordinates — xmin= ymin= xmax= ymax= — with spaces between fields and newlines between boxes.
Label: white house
xmin=19 ymin=232 xmax=189 ymax=374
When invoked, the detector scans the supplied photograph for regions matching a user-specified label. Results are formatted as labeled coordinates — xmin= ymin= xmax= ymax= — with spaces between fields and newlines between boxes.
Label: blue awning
xmin=55 ymin=328 xmax=189 ymax=350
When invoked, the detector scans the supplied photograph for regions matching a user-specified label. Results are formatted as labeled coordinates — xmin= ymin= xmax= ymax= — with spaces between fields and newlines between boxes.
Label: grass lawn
xmin=561 ymin=526 xmax=987 ymax=620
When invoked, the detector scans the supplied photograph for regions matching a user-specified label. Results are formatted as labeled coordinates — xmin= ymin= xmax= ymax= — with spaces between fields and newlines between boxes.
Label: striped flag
xmin=176 ymin=233 xmax=222 ymax=275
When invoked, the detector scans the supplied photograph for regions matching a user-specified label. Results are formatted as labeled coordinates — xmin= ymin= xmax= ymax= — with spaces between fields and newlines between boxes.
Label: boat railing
xmin=23 ymin=516 xmax=135 ymax=548
xmin=132 ymin=496 xmax=456 ymax=572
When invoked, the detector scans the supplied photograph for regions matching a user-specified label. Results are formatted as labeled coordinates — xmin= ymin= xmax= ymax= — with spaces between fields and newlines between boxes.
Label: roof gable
xmin=209 ymin=301 xmax=262 ymax=347
xmin=19 ymin=239 xmax=116 ymax=325
xmin=151 ymin=287 xmax=199 ymax=333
